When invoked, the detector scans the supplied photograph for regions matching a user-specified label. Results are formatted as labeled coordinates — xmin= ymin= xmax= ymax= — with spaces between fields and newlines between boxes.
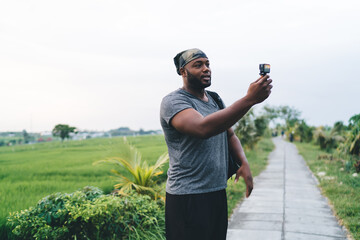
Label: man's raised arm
xmin=171 ymin=75 xmax=273 ymax=138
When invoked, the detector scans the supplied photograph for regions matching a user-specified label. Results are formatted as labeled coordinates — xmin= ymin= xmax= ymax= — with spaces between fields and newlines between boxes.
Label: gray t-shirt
xmin=160 ymin=89 xmax=228 ymax=195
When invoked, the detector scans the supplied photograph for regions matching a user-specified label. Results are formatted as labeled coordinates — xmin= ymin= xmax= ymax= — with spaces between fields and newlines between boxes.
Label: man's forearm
xmin=228 ymin=129 xmax=248 ymax=166
xmin=196 ymin=96 xmax=255 ymax=138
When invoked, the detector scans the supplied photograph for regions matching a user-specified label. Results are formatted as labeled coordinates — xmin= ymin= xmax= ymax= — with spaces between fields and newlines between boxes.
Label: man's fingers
xmin=245 ymin=175 xmax=253 ymax=198
xmin=260 ymin=75 xmax=269 ymax=83
xmin=255 ymin=76 xmax=262 ymax=83
xmin=264 ymin=78 xmax=272 ymax=86
xmin=246 ymin=184 xmax=253 ymax=197
xmin=235 ymin=166 xmax=254 ymax=197
xmin=255 ymin=75 xmax=269 ymax=83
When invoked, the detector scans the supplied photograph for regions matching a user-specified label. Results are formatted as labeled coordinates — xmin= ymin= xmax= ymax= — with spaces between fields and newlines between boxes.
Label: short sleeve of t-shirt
xmin=160 ymin=92 xmax=194 ymax=126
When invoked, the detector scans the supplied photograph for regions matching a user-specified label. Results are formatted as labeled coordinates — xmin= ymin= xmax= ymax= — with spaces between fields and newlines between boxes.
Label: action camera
xmin=259 ymin=64 xmax=270 ymax=76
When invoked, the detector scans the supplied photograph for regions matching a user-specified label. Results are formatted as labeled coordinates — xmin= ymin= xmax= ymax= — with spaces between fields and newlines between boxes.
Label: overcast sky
xmin=1 ymin=0 xmax=359 ymax=132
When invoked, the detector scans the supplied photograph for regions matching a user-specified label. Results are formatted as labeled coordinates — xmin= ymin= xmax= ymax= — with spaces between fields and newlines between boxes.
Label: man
xmin=160 ymin=48 xmax=272 ymax=240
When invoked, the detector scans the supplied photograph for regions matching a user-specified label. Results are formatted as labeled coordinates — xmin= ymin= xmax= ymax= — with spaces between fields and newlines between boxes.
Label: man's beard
xmin=186 ymin=69 xmax=211 ymax=90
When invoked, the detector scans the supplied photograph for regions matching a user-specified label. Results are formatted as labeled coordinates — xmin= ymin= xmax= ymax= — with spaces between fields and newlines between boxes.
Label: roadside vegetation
xmin=94 ymin=138 xmax=169 ymax=201
xmin=7 ymin=186 xmax=165 ymax=240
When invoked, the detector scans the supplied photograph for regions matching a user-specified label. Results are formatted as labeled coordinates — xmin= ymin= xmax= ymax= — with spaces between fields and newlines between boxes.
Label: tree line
xmin=235 ymin=105 xmax=359 ymax=154
xmin=234 ymin=105 xmax=360 ymax=173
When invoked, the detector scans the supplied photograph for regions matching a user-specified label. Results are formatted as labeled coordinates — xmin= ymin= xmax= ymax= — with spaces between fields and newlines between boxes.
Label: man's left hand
xmin=234 ymin=163 xmax=253 ymax=198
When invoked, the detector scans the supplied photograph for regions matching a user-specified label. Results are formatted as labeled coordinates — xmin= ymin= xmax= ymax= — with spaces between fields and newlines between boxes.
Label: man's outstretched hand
xmin=246 ymin=74 xmax=273 ymax=105
xmin=234 ymin=163 xmax=253 ymax=198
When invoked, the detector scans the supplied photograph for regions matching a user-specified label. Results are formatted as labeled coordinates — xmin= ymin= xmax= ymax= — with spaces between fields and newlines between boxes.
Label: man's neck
xmin=181 ymin=86 xmax=208 ymax=102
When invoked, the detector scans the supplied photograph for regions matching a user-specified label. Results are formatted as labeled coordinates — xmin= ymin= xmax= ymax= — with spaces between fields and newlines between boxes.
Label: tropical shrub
xmin=234 ymin=110 xmax=260 ymax=149
xmin=332 ymin=121 xmax=348 ymax=135
xmin=294 ymin=120 xmax=314 ymax=143
xmin=314 ymin=126 xmax=344 ymax=152
xmin=7 ymin=186 xmax=165 ymax=240
xmin=254 ymin=116 xmax=269 ymax=137
xmin=347 ymin=114 xmax=360 ymax=156
xmin=337 ymin=114 xmax=360 ymax=156
xmin=234 ymin=109 xmax=273 ymax=149
xmin=354 ymin=160 xmax=360 ymax=173
xmin=94 ymin=139 xmax=168 ymax=200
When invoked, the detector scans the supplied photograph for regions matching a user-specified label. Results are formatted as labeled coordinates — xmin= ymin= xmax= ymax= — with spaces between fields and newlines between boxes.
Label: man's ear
xmin=180 ymin=67 xmax=186 ymax=77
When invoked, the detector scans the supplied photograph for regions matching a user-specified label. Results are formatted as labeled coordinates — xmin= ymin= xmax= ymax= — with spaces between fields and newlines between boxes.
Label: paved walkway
xmin=227 ymin=137 xmax=349 ymax=240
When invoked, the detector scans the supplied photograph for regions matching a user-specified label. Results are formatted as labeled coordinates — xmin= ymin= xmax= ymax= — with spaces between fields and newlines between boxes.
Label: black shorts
xmin=165 ymin=189 xmax=228 ymax=240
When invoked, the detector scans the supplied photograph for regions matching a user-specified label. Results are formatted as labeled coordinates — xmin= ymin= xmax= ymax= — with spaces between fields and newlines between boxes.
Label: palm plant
xmin=314 ymin=126 xmax=344 ymax=152
xmin=234 ymin=109 xmax=259 ymax=149
xmin=338 ymin=114 xmax=360 ymax=156
xmin=294 ymin=120 xmax=314 ymax=143
xmin=94 ymin=140 xmax=168 ymax=200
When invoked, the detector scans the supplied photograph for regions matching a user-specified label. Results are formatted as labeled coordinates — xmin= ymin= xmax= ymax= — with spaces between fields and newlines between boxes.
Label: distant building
xmin=71 ymin=132 xmax=108 ymax=140
xmin=40 ymin=131 xmax=52 ymax=137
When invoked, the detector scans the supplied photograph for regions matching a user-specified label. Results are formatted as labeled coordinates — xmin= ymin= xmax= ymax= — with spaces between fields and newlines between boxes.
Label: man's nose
xmin=203 ymin=65 xmax=211 ymax=72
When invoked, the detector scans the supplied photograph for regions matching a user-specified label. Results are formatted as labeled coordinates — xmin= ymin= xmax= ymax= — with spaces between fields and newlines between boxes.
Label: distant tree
xmin=8 ymin=139 xmax=17 ymax=146
xmin=52 ymin=124 xmax=77 ymax=141
xmin=261 ymin=105 xmax=302 ymax=136
xmin=22 ymin=130 xmax=30 ymax=144
xmin=254 ymin=116 xmax=269 ymax=137
xmin=139 ymin=128 xmax=145 ymax=135
xmin=109 ymin=127 xmax=135 ymax=136
xmin=262 ymin=105 xmax=280 ymax=123
xmin=277 ymin=105 xmax=301 ymax=129
xmin=295 ymin=120 xmax=314 ymax=143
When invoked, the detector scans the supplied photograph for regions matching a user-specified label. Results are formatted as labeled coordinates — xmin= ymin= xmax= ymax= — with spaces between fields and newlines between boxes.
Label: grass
xmin=0 ymin=134 xmax=275 ymax=239
xmin=295 ymin=142 xmax=360 ymax=240
xmin=226 ymin=137 xmax=275 ymax=216
xmin=0 ymin=135 xmax=167 ymax=239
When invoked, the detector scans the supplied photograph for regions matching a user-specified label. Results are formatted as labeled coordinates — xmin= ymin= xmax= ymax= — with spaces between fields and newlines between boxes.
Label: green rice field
xmin=0 ymin=135 xmax=167 ymax=238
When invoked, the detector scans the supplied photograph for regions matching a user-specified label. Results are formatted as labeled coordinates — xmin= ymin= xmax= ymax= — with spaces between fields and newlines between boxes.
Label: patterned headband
xmin=173 ymin=48 xmax=208 ymax=75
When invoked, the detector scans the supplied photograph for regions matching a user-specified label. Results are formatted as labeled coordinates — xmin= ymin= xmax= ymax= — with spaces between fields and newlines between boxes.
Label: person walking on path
xmin=160 ymin=48 xmax=273 ymax=240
